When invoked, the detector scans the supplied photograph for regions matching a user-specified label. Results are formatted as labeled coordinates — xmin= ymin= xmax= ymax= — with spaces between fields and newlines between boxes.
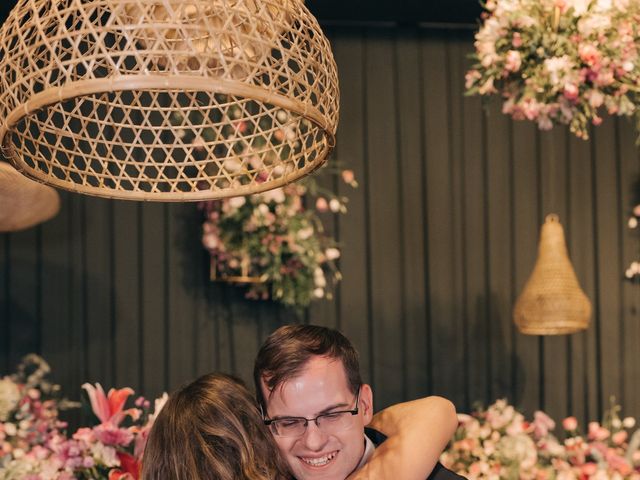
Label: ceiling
xmin=306 ymin=0 xmax=482 ymax=25
xmin=1 ymin=1 xmax=482 ymax=26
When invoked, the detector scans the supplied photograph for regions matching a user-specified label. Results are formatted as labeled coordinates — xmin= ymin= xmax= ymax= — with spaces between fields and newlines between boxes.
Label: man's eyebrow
xmin=271 ymin=402 xmax=352 ymax=420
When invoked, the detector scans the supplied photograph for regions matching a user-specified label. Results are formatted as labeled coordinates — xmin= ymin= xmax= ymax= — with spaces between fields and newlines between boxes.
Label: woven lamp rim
xmin=0 ymin=76 xmax=335 ymax=145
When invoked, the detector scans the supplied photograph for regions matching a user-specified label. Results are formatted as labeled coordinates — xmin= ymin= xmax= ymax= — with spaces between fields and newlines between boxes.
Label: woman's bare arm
xmin=348 ymin=396 xmax=458 ymax=480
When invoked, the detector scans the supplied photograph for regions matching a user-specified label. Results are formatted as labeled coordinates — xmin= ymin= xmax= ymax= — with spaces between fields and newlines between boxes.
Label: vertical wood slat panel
xmin=8 ymin=227 xmax=40 ymax=366
xmin=539 ymin=129 xmax=570 ymax=422
xmin=141 ymin=203 xmax=168 ymax=398
xmin=83 ymin=197 xmax=114 ymax=385
xmin=512 ymin=122 xmax=541 ymax=414
xmin=113 ymin=201 xmax=141 ymax=390
xmin=167 ymin=204 xmax=197 ymax=390
xmin=40 ymin=192 xmax=80 ymax=397
xmin=568 ymin=134 xmax=599 ymax=424
xmin=593 ymin=119 xmax=623 ymax=411
xmin=486 ymin=99 xmax=515 ymax=403
xmin=0 ymin=234 xmax=8 ymax=372
xmin=395 ymin=28 xmax=429 ymax=401
xmin=365 ymin=28 xmax=404 ymax=408
xmin=619 ymin=119 xmax=640 ymax=421
xmin=332 ymin=29 xmax=372 ymax=386
xmin=422 ymin=32 xmax=465 ymax=407
xmin=456 ymin=34 xmax=489 ymax=412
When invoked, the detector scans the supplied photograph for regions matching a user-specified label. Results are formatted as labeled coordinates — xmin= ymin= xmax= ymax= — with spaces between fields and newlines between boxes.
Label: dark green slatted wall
xmin=2 ymin=27 xmax=639 ymax=425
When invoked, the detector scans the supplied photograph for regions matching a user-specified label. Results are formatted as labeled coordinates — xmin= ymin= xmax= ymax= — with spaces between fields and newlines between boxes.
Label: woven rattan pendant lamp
xmin=0 ymin=162 xmax=60 ymax=232
xmin=513 ymin=214 xmax=591 ymax=335
xmin=0 ymin=0 xmax=339 ymax=201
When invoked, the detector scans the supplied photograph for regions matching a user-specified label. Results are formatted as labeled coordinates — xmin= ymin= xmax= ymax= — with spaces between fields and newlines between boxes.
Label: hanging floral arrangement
xmin=466 ymin=0 xmax=640 ymax=140
xmin=200 ymin=167 xmax=358 ymax=310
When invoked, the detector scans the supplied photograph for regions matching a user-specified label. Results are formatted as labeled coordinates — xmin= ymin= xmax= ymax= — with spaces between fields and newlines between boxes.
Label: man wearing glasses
xmin=254 ymin=324 xmax=464 ymax=480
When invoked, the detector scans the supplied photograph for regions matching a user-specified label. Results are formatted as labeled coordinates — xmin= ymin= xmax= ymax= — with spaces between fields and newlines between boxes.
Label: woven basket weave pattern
xmin=513 ymin=215 xmax=591 ymax=335
xmin=0 ymin=0 xmax=339 ymax=201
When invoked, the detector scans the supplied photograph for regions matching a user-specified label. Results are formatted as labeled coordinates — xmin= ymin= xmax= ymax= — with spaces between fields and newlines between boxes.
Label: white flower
xmin=594 ymin=0 xmax=613 ymax=11
xmin=297 ymin=226 xmax=314 ymax=240
xmin=325 ymin=248 xmax=341 ymax=261
xmin=329 ymin=199 xmax=341 ymax=212
xmin=223 ymin=158 xmax=242 ymax=173
xmin=91 ymin=443 xmax=119 ymax=467
xmin=0 ymin=378 xmax=21 ymax=422
xmin=544 ymin=56 xmax=574 ymax=85
xmin=567 ymin=0 xmax=593 ymax=16
xmin=623 ymin=417 xmax=636 ymax=428
xmin=577 ymin=13 xmax=611 ymax=36
xmin=313 ymin=288 xmax=325 ymax=298
xmin=260 ymin=187 xmax=286 ymax=204
xmin=228 ymin=196 xmax=246 ymax=209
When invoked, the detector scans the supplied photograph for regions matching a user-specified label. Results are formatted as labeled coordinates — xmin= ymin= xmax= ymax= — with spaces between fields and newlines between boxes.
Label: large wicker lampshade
xmin=513 ymin=214 xmax=591 ymax=335
xmin=0 ymin=162 xmax=60 ymax=232
xmin=0 ymin=0 xmax=339 ymax=201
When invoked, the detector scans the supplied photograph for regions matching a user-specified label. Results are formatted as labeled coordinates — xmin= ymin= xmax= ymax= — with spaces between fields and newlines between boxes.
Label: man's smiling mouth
xmin=300 ymin=451 xmax=339 ymax=467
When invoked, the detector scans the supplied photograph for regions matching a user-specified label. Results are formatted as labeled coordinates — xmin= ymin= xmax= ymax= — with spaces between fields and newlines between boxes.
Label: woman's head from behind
xmin=142 ymin=372 xmax=290 ymax=480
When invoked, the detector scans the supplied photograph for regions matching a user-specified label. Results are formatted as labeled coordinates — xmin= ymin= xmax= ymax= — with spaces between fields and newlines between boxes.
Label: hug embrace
xmin=142 ymin=325 xmax=466 ymax=480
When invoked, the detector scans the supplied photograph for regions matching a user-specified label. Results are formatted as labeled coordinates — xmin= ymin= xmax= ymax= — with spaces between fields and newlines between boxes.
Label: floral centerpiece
xmin=201 ymin=167 xmax=357 ymax=310
xmin=441 ymin=398 xmax=640 ymax=479
xmin=0 ymin=355 xmax=167 ymax=480
xmin=466 ymin=0 xmax=640 ymax=139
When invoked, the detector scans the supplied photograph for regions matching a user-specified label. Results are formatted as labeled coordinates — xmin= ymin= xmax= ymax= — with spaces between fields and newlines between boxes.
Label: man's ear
xmin=359 ymin=384 xmax=374 ymax=425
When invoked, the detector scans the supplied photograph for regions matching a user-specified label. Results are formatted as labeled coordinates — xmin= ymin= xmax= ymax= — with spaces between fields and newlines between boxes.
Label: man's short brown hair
xmin=253 ymin=324 xmax=362 ymax=410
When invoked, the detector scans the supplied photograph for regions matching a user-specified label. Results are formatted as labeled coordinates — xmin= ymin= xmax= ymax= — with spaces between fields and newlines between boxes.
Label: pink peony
xmin=562 ymin=416 xmax=578 ymax=431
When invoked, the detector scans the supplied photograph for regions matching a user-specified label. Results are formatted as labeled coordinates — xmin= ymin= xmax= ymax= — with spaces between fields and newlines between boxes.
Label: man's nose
xmin=301 ymin=420 xmax=329 ymax=450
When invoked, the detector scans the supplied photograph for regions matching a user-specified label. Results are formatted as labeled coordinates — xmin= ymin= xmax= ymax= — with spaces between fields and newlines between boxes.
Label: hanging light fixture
xmin=0 ymin=162 xmax=60 ymax=232
xmin=513 ymin=214 xmax=591 ymax=335
xmin=0 ymin=0 xmax=339 ymax=201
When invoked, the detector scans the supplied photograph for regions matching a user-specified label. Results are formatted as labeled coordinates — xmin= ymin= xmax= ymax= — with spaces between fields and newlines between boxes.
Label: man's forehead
xmin=263 ymin=357 xmax=352 ymax=411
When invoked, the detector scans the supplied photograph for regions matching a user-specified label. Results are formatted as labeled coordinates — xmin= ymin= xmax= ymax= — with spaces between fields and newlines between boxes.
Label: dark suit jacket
xmin=365 ymin=427 xmax=467 ymax=480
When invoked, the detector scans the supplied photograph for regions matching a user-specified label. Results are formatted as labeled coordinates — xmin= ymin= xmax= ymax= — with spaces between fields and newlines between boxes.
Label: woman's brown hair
xmin=142 ymin=373 xmax=291 ymax=480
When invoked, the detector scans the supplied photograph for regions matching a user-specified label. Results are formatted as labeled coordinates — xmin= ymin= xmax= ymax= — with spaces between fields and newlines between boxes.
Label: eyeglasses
xmin=263 ymin=387 xmax=361 ymax=438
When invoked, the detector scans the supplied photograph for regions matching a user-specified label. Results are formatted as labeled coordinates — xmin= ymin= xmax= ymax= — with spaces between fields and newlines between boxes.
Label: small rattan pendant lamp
xmin=0 ymin=0 xmax=339 ymax=201
xmin=513 ymin=214 xmax=591 ymax=335
xmin=0 ymin=162 xmax=60 ymax=232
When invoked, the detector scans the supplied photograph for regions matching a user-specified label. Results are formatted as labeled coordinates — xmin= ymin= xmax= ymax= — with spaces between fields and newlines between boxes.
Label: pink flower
xmin=93 ymin=424 xmax=134 ymax=447
xmin=563 ymin=83 xmax=579 ymax=101
xmin=505 ymin=50 xmax=522 ymax=72
xmin=533 ymin=410 xmax=555 ymax=438
xmin=612 ymin=430 xmax=628 ymax=445
xmin=341 ymin=169 xmax=356 ymax=185
xmin=588 ymin=421 xmax=610 ymax=441
xmin=465 ymin=70 xmax=482 ymax=89
xmin=316 ymin=197 xmax=328 ymax=212
xmin=562 ymin=416 xmax=578 ymax=431
xmin=512 ymin=32 xmax=522 ymax=48
xmin=579 ymin=44 xmax=601 ymax=67
xmin=81 ymin=383 xmax=139 ymax=427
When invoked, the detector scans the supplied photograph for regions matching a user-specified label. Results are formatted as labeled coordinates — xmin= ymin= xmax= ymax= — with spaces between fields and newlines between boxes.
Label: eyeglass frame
xmin=261 ymin=386 xmax=361 ymax=437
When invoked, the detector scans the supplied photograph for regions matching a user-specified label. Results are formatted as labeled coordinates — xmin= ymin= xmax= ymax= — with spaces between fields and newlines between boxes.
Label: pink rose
xmin=316 ymin=197 xmax=328 ymax=212
xmin=505 ymin=50 xmax=522 ymax=72
xmin=563 ymin=83 xmax=579 ymax=101
xmin=512 ymin=32 xmax=522 ymax=48
xmin=562 ymin=416 xmax=578 ymax=431
xmin=612 ymin=430 xmax=628 ymax=445
xmin=579 ymin=44 xmax=601 ymax=66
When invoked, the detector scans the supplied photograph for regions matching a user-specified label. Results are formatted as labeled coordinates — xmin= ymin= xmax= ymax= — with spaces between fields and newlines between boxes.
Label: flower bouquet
xmin=441 ymin=398 xmax=640 ymax=479
xmin=466 ymin=0 xmax=640 ymax=139
xmin=201 ymin=167 xmax=357 ymax=310
xmin=0 ymin=355 xmax=167 ymax=480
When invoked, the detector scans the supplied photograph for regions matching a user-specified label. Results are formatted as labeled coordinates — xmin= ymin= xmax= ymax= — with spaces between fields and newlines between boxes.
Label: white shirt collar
xmin=355 ymin=433 xmax=376 ymax=471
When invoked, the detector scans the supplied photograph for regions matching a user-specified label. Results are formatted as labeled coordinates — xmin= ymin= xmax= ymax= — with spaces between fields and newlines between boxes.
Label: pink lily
xmin=82 ymin=383 xmax=139 ymax=426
